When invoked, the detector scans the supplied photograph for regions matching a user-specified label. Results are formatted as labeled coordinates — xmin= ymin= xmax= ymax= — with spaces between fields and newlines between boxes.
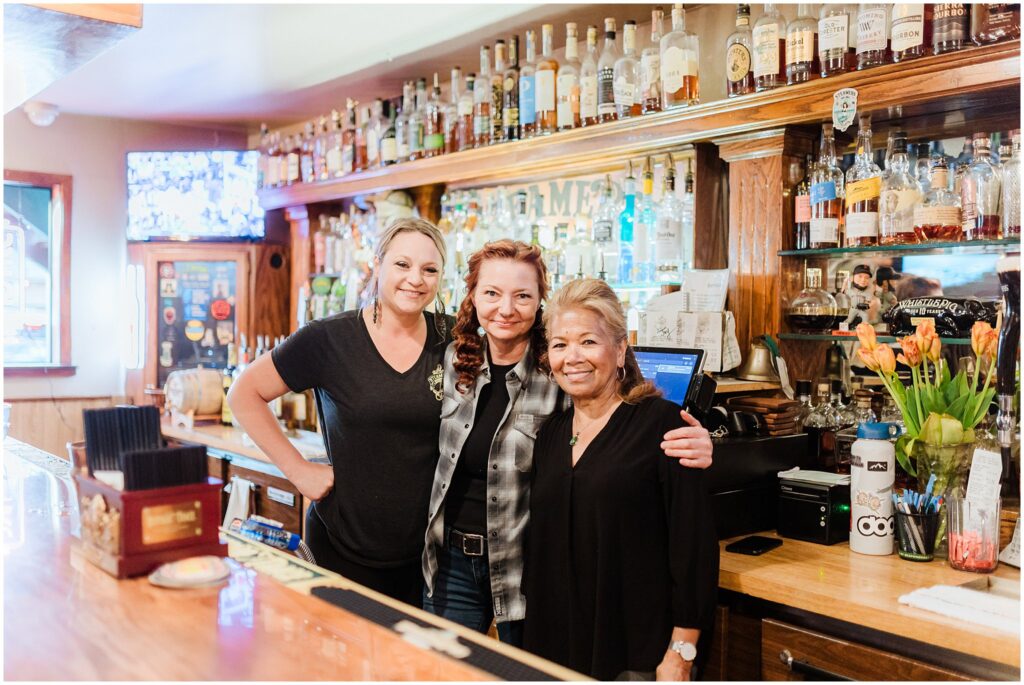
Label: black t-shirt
xmin=444 ymin=360 xmax=515 ymax=535
xmin=272 ymin=309 xmax=450 ymax=568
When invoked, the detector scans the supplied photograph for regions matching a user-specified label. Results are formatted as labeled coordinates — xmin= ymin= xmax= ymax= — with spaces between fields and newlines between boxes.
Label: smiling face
xmin=472 ymin=258 xmax=542 ymax=347
xmin=375 ymin=231 xmax=443 ymax=317
xmin=547 ymin=307 xmax=626 ymax=403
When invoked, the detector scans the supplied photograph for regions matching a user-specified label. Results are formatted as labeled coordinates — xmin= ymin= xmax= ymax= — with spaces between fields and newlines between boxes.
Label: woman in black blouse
xmin=523 ymin=278 xmax=719 ymax=681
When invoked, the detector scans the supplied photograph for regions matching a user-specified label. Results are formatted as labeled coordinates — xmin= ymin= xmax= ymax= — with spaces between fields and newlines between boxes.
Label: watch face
xmin=674 ymin=641 xmax=697 ymax=661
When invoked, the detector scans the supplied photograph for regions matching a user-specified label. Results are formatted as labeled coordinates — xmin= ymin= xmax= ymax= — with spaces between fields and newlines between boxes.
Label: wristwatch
xmin=670 ymin=640 xmax=697 ymax=662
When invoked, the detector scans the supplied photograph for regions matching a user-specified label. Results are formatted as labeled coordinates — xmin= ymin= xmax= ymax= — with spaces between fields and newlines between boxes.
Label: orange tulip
xmin=971 ymin=321 xmax=993 ymax=358
xmin=897 ymin=335 xmax=922 ymax=367
xmin=856 ymin=322 xmax=879 ymax=352
xmin=915 ymin=320 xmax=941 ymax=363
xmin=858 ymin=346 xmax=880 ymax=371
xmin=875 ymin=344 xmax=897 ymax=374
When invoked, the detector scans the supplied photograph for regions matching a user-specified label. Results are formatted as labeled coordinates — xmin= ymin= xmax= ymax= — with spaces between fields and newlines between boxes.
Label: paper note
xmin=680 ymin=270 xmax=729 ymax=312
xmin=999 ymin=519 xmax=1021 ymax=568
xmin=965 ymin=448 xmax=1003 ymax=505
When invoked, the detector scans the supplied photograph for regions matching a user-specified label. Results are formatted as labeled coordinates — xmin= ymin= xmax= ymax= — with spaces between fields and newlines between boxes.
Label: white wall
xmin=3 ymin=111 xmax=247 ymax=399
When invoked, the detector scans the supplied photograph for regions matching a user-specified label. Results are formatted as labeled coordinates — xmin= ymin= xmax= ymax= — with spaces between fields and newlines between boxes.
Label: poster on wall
xmin=156 ymin=260 xmax=236 ymax=386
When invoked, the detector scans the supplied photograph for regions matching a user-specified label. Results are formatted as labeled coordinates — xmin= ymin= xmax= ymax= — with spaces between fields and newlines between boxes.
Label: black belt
xmin=448 ymin=528 xmax=487 ymax=557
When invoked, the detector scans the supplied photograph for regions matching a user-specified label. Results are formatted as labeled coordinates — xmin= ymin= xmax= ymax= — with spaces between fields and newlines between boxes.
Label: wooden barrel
xmin=164 ymin=368 xmax=223 ymax=416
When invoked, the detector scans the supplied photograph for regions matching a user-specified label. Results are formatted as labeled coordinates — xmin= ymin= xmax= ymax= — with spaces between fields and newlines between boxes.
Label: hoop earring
xmin=616 ymin=366 xmax=626 ymax=381
xmin=372 ymin=297 xmax=381 ymax=325
xmin=548 ymin=371 xmax=556 ymax=383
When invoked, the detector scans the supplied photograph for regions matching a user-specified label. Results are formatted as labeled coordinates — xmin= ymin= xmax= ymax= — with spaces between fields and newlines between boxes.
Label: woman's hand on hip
xmin=656 ymin=650 xmax=692 ymax=681
xmin=290 ymin=461 xmax=335 ymax=501
xmin=661 ymin=409 xmax=713 ymax=469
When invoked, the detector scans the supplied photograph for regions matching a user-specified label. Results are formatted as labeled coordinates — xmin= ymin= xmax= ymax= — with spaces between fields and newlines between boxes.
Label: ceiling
xmin=24 ymin=2 xmax=642 ymax=133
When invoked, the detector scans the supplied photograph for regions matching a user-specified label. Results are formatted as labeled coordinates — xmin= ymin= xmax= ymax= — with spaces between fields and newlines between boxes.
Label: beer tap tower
xmin=996 ymin=255 xmax=1020 ymax=496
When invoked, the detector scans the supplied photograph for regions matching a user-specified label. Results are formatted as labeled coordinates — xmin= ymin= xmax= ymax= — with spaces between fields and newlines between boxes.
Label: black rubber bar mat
xmin=310 ymin=586 xmax=559 ymax=681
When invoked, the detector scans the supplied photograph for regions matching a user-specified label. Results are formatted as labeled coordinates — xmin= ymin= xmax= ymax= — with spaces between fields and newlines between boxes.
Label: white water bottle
xmin=850 ymin=422 xmax=898 ymax=555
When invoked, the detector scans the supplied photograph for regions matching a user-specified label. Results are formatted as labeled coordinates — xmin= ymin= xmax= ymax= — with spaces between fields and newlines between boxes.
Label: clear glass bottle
xmin=354 ymin=106 xmax=370 ymax=172
xmin=286 ymin=133 xmax=302 ymax=186
xmin=264 ymin=129 xmax=280 ymax=189
xmin=787 ymin=267 xmax=840 ymax=332
xmin=634 ymin=156 xmax=657 ymax=284
xmin=1002 ymin=129 xmax=1021 ymax=238
xmin=726 ymin=4 xmax=755 ymax=97
xmin=491 ymin=40 xmax=507 ymax=144
xmin=856 ymin=3 xmax=890 ymax=69
xmin=614 ymin=20 xmax=642 ymax=119
xmin=951 ymin=134 xmax=974 ymax=196
xmin=753 ymin=2 xmax=786 ymax=92
xmin=593 ymin=174 xmax=619 ymax=281
xmin=503 ymin=36 xmax=521 ymax=142
xmin=804 ymin=381 xmax=840 ymax=471
xmin=557 ymin=23 xmax=581 ymax=131
xmin=519 ymin=30 xmax=537 ymax=139
xmin=655 ymin=160 xmax=684 ymax=283
xmin=423 ymin=76 xmax=444 ymax=159
xmin=913 ymin=159 xmax=962 ymax=242
xmin=913 ymin=142 xmax=933 ymax=192
xmin=340 ymin=99 xmax=356 ymax=175
xmin=794 ymin=153 xmax=814 ymax=250
xmin=579 ymin=26 xmax=600 ymax=127
xmin=512 ymin=190 xmax=530 ymax=243
xmin=851 ymin=393 xmax=876 ymax=426
xmin=444 ymin=67 xmax=463 ymax=154
xmin=536 ymin=25 xmax=559 ymax=135
xmin=565 ymin=217 xmax=594 ymax=279
xmin=299 ymin=121 xmax=315 ymax=183
xmin=831 ymin=379 xmax=856 ymax=429
xmin=661 ymin=4 xmax=701 ymax=107
xmin=833 ymin=269 xmax=853 ymax=324
xmin=961 ymin=132 xmax=1002 ymax=240
xmin=786 ymin=3 xmax=818 ymax=85
xmin=597 ymin=18 xmax=619 ymax=123
xmin=473 ymin=46 xmax=492 ymax=148
xmin=880 ymin=132 xmax=922 ymax=245
xmin=395 ymin=83 xmax=412 ymax=162
xmin=819 ymin=3 xmax=853 ymax=77
xmin=933 ymin=3 xmax=970 ymax=53
xmin=794 ymin=379 xmax=815 ymax=429
xmin=366 ymin=99 xmax=384 ymax=170
xmin=641 ymin=8 xmax=664 ymax=114
xmin=309 ymin=118 xmax=326 ymax=183
xmin=891 ymin=3 xmax=932 ymax=61
xmin=810 ymin=123 xmax=844 ymax=249
xmin=618 ymin=162 xmax=638 ymax=284
xmin=844 ymin=114 xmax=883 ymax=247
xmin=971 ymin=3 xmax=1021 ymax=44
xmin=680 ymin=160 xmax=695 ymax=271
xmin=407 ymin=79 xmax=427 ymax=161
xmin=457 ymin=73 xmax=475 ymax=152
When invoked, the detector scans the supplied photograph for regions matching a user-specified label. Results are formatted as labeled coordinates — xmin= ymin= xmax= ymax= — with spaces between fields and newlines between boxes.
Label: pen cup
xmin=947 ymin=497 xmax=1000 ymax=573
xmin=895 ymin=508 xmax=940 ymax=562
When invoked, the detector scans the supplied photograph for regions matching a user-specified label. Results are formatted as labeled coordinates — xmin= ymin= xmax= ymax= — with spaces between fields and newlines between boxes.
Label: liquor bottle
xmin=726 ymin=4 xmax=755 ymax=97
xmin=535 ymin=195 xmax=554 ymax=248
xmin=597 ymin=18 xmax=619 ymax=123
xmin=641 ymin=9 xmax=663 ymax=114
xmin=491 ymin=40 xmax=507 ymax=144
xmin=891 ymin=4 xmax=931 ymax=62
xmin=794 ymin=153 xmax=814 ymax=250
xmin=655 ymin=159 xmax=684 ymax=283
xmin=614 ymin=20 xmax=642 ymax=119
xmin=444 ymin=67 xmax=463 ymax=154
xmin=379 ymin=101 xmax=398 ymax=167
xmin=804 ymin=381 xmax=839 ymax=470
xmin=680 ymin=160 xmax=695 ymax=271
xmin=753 ymin=3 xmax=786 ymax=92
xmin=286 ymin=133 xmax=301 ymax=186
xmin=424 ymin=74 xmax=445 ymax=158
xmin=536 ymin=24 xmax=559 ymax=135
xmin=845 ymin=114 xmax=883 ymax=247
xmin=961 ymin=132 xmax=1002 ymax=240
xmin=353 ymin=107 xmax=369 ymax=172
xmin=366 ymin=98 xmax=384 ymax=170
xmin=786 ymin=3 xmax=818 ymax=85
xmin=971 ymin=3 xmax=1021 ymax=44
xmin=512 ymin=190 xmax=530 ymax=243
xmin=557 ymin=23 xmax=581 ymax=131
xmin=519 ymin=30 xmax=537 ymax=139
xmin=299 ymin=121 xmax=315 ymax=183
xmin=830 ymin=379 xmax=856 ymax=430
xmin=503 ymin=37 xmax=521 ymax=142
xmin=221 ymin=341 xmax=237 ymax=426
xmin=819 ymin=3 xmax=853 ymax=77
xmin=634 ymin=157 xmax=656 ymax=284
xmin=474 ymin=46 xmax=492 ymax=148
xmin=810 ymin=123 xmax=844 ymax=249
xmin=1002 ymin=129 xmax=1021 ymax=238
xmin=856 ymin=3 xmax=890 ymax=69
xmin=407 ymin=79 xmax=427 ymax=161
xmin=264 ymin=130 xmax=279 ymax=189
xmin=913 ymin=159 xmax=961 ymax=241
xmin=933 ymin=3 xmax=970 ymax=53
xmin=341 ymin=99 xmax=356 ymax=175
xmin=277 ymin=133 xmax=290 ymax=187
xmin=564 ymin=218 xmax=594 ymax=279
xmin=256 ymin=123 xmax=270 ymax=189
xmin=549 ymin=222 xmax=570 ymax=286
xmin=913 ymin=142 xmax=933 ymax=191
xmin=395 ymin=82 xmax=413 ymax=162
xmin=310 ymin=117 xmax=327 ymax=182
xmin=879 ymin=132 xmax=922 ymax=245
xmin=580 ymin=26 xmax=600 ymax=127
xmin=661 ymin=4 xmax=701 ymax=107
xmin=593 ymin=174 xmax=619 ymax=281
xmin=457 ymin=74 xmax=475 ymax=152
xmin=618 ymin=162 xmax=638 ymax=284
xmin=794 ymin=379 xmax=815 ymax=430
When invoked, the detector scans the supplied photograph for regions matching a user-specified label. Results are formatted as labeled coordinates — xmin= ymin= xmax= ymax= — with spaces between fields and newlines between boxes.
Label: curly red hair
xmin=453 ymin=240 xmax=550 ymax=394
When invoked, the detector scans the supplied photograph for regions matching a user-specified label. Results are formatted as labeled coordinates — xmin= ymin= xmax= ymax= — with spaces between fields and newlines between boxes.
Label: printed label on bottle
xmin=409 ymin=122 xmax=424 ymax=152
xmin=556 ymin=74 xmax=579 ymax=127
xmin=473 ymin=114 xmax=489 ymax=137
xmin=593 ymin=219 xmax=613 ymax=242
xmin=726 ymin=43 xmax=752 ymax=82
xmin=366 ymin=130 xmax=379 ymax=162
xmin=613 ymin=77 xmax=635 ymax=106
xmin=325 ymin=148 xmax=342 ymax=174
xmin=753 ymin=23 xmax=781 ymax=77
xmin=819 ymin=14 xmax=850 ymax=53
xmin=580 ymin=75 xmax=598 ymax=117
xmin=795 ymin=195 xmax=812 ymax=223
xmin=655 ymin=217 xmax=683 ymax=261
xmin=519 ymin=75 xmax=536 ymax=124
xmin=810 ymin=181 xmax=838 ymax=205
xmin=424 ymin=132 xmax=444 ymax=150
xmin=266 ymin=158 xmax=279 ymax=185
xmin=786 ymin=29 xmax=815 ymax=64
xmin=891 ymin=4 xmax=925 ymax=52
xmin=503 ymin=105 xmax=519 ymax=129
xmin=846 ymin=211 xmax=879 ymax=239
xmin=913 ymin=204 xmax=961 ymax=227
xmin=634 ymin=221 xmax=649 ymax=262
xmin=641 ymin=53 xmax=661 ymax=94
xmin=845 ymin=177 xmax=882 ymax=206
xmin=857 ymin=8 xmax=888 ymax=53
xmin=810 ymin=217 xmax=839 ymax=242
xmin=380 ymin=137 xmax=397 ymax=163
xmin=934 ymin=4 xmax=969 ymax=44
xmin=535 ymin=70 xmax=556 ymax=112
xmin=984 ymin=3 xmax=1018 ymax=33
xmin=598 ymin=67 xmax=616 ymax=114
xmin=458 ymin=98 xmax=474 ymax=117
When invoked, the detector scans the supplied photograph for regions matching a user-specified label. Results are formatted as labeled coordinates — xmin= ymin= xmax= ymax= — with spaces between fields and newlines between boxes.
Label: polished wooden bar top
xmin=719 ymin=531 xmax=1020 ymax=670
xmin=161 ymin=418 xmax=325 ymax=465
xmin=2 ymin=438 xmax=582 ymax=681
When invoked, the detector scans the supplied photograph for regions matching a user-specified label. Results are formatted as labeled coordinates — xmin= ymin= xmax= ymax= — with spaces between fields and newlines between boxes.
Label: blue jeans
xmin=422 ymin=528 xmax=524 ymax=648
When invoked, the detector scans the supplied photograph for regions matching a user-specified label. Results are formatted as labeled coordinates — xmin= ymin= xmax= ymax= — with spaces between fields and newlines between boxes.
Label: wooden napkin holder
xmin=67 ymin=442 xmax=227 ymax=579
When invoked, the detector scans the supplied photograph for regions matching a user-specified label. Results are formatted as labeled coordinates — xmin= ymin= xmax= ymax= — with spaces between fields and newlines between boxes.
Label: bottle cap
xmin=796 ymin=379 xmax=812 ymax=395
xmin=856 ymin=422 xmax=901 ymax=440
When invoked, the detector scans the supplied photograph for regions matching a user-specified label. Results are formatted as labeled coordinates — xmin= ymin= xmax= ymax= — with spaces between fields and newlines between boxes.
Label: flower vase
xmin=913 ymin=440 xmax=974 ymax=553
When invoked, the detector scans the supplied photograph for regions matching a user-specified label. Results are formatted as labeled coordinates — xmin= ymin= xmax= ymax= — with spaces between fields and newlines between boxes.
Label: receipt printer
xmin=778 ymin=476 xmax=851 ymax=546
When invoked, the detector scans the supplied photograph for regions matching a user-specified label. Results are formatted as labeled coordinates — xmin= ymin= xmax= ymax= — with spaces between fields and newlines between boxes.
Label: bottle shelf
xmin=609 ymin=281 xmax=681 ymax=292
xmin=778 ymin=332 xmax=971 ymax=345
xmin=778 ymin=237 xmax=1021 ymax=258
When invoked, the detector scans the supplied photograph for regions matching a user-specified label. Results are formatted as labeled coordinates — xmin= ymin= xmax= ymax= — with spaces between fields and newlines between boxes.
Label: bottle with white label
xmin=444 ymin=67 xmax=463 ymax=154
xmin=856 ymin=3 xmax=891 ymax=69
xmin=660 ymin=4 xmax=700 ymax=108
xmin=502 ymin=38 xmax=520 ymax=142
xmin=850 ymin=422 xmax=897 ymax=556
xmin=753 ymin=2 xmax=785 ymax=91
xmin=786 ymin=3 xmax=818 ymax=85
xmin=557 ymin=23 xmax=581 ymax=132
xmin=593 ymin=174 xmax=619 ymax=281
xmin=597 ymin=18 xmax=619 ymax=122
xmin=819 ymin=3 xmax=853 ymax=77
xmin=473 ymin=47 xmax=492 ymax=147
xmin=536 ymin=24 xmax=559 ymax=135
xmin=614 ymin=20 xmax=641 ymax=119
xmin=879 ymin=132 xmax=922 ymax=245
xmin=519 ymin=31 xmax=537 ymax=139
xmin=725 ymin=4 xmax=754 ymax=97
xmin=810 ymin=123 xmax=844 ymax=249
xmin=579 ymin=26 xmax=599 ymax=127
xmin=654 ymin=161 xmax=684 ymax=283
xmin=891 ymin=4 xmax=931 ymax=62
xmin=845 ymin=114 xmax=882 ymax=247
xmin=913 ymin=161 xmax=961 ymax=242
xmin=641 ymin=8 xmax=664 ymax=114
xmin=634 ymin=156 xmax=656 ymax=283
xmin=455 ymin=74 xmax=474 ymax=152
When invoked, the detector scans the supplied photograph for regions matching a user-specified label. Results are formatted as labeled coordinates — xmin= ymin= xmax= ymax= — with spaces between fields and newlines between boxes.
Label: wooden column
xmin=285 ymin=206 xmax=311 ymax=334
xmin=410 ymin=183 xmax=445 ymax=224
xmin=692 ymin=142 xmax=729 ymax=270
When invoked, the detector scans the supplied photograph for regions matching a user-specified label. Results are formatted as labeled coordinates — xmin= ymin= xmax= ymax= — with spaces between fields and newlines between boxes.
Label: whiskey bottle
xmin=856 ymin=3 xmax=890 ymax=69
xmin=933 ymin=3 xmax=970 ymax=53
xmin=961 ymin=132 xmax=1002 ymax=240
xmin=580 ymin=26 xmax=600 ymax=126
xmin=753 ymin=2 xmax=786 ymax=91
xmin=794 ymin=153 xmax=814 ymax=250
xmin=473 ymin=46 xmax=492 ymax=147
xmin=353 ymin=106 xmax=368 ymax=172
xmin=341 ymin=98 xmax=356 ymax=175
xmin=379 ymin=101 xmax=398 ymax=167
xmin=641 ymin=9 xmax=663 ymax=114
xmin=613 ymin=20 xmax=641 ymax=119
xmin=395 ymin=82 xmax=413 ymax=161
xmin=424 ymin=74 xmax=445 ymax=158
xmin=971 ymin=3 xmax=1021 ymax=44
xmin=891 ymin=4 xmax=931 ymax=62
xmin=491 ymin=40 xmax=507 ymax=144
xmin=519 ymin=30 xmax=537 ymax=138
xmin=819 ymin=3 xmax=853 ymax=77
xmin=1002 ymin=129 xmax=1021 ymax=238
xmin=786 ymin=3 xmax=818 ymax=85
xmin=457 ymin=73 xmax=475 ymax=152
xmin=879 ymin=132 xmax=922 ymax=245
xmin=810 ymin=123 xmax=844 ymax=249
xmin=557 ymin=23 xmax=581 ymax=131
xmin=913 ymin=160 xmax=962 ymax=242
xmin=536 ymin=24 xmax=559 ymax=135
xmin=444 ymin=67 xmax=463 ymax=154
xmin=661 ymin=4 xmax=700 ymax=107
xmin=597 ymin=18 xmax=619 ymax=123
xmin=407 ymin=79 xmax=426 ymax=161
xmin=726 ymin=4 xmax=754 ymax=97
xmin=503 ymin=36 xmax=521 ymax=141
xmin=844 ymin=114 xmax=883 ymax=247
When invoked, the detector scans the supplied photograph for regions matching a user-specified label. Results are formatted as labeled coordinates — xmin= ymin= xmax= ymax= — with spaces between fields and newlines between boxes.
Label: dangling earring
xmin=616 ymin=366 xmax=626 ymax=381
xmin=372 ymin=297 xmax=381 ymax=325
xmin=434 ymin=294 xmax=448 ymax=339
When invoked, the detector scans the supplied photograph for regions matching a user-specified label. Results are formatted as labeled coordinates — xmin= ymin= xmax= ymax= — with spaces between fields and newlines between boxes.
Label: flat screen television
xmin=126 ymin=150 xmax=265 ymax=241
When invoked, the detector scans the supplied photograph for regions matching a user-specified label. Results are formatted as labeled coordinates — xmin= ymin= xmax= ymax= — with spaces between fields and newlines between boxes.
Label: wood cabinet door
xmin=225 ymin=462 xmax=303 ymax=535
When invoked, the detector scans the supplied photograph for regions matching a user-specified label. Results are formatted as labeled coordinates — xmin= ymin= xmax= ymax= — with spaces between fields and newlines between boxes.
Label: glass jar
xmin=787 ymin=268 xmax=842 ymax=332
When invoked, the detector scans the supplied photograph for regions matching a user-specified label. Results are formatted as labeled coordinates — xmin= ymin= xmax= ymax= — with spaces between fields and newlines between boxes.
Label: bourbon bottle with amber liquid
xmin=725 ymin=4 xmax=754 ymax=97
xmin=810 ymin=123 xmax=844 ymax=249
xmin=844 ymin=114 xmax=882 ymax=247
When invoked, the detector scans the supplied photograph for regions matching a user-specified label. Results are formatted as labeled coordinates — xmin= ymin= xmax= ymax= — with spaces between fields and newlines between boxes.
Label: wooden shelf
xmin=779 ymin=332 xmax=971 ymax=345
xmin=258 ymin=42 xmax=1020 ymax=211
xmin=778 ymin=237 xmax=1022 ymax=258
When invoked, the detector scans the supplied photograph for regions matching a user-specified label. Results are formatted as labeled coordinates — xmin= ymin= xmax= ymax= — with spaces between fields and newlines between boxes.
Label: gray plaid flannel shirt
xmin=422 ymin=341 xmax=567 ymax=622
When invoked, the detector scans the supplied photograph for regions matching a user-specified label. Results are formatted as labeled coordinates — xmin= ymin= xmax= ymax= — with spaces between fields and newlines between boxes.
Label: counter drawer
xmin=761 ymin=619 xmax=970 ymax=681
xmin=226 ymin=462 xmax=303 ymax=535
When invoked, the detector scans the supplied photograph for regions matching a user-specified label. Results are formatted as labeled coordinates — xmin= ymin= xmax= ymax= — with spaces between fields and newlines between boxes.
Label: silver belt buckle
xmin=462 ymin=533 xmax=485 ymax=556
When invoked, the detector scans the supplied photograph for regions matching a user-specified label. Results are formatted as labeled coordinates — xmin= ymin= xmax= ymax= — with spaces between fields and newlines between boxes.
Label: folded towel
xmin=222 ymin=476 xmax=254 ymax=528
xmin=898 ymin=584 xmax=1020 ymax=635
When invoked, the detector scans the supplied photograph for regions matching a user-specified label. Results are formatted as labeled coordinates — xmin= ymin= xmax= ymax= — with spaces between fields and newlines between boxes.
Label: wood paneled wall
xmin=693 ymin=143 xmax=729 ymax=270
xmin=6 ymin=396 xmax=120 ymax=458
